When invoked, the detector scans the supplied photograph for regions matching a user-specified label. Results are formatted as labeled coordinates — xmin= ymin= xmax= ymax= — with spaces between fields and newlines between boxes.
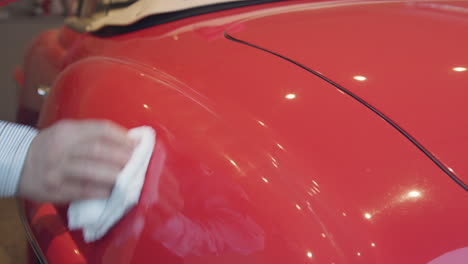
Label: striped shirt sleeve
xmin=0 ymin=121 xmax=38 ymax=197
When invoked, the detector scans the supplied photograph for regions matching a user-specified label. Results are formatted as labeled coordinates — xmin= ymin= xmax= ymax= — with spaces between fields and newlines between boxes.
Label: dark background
xmin=0 ymin=2 xmax=61 ymax=262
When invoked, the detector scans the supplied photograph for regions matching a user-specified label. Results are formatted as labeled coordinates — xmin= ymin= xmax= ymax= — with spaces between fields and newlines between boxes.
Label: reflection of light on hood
xmin=414 ymin=2 xmax=468 ymax=15
xmin=309 ymin=188 xmax=316 ymax=195
xmin=371 ymin=242 xmax=376 ymax=247
xmin=397 ymin=189 xmax=423 ymax=203
xmin=262 ymin=177 xmax=269 ymax=183
xmin=407 ymin=190 xmax=421 ymax=198
xmin=453 ymin=67 xmax=467 ymax=72
xmin=269 ymin=155 xmax=277 ymax=163
xmin=296 ymin=204 xmax=302 ymax=210
xmin=359 ymin=189 xmax=424 ymax=223
xmin=353 ymin=75 xmax=367 ymax=81
xmin=312 ymin=186 xmax=320 ymax=194
xmin=285 ymin=93 xmax=296 ymax=99
xmin=307 ymin=251 xmax=313 ymax=258
xmin=228 ymin=158 xmax=240 ymax=172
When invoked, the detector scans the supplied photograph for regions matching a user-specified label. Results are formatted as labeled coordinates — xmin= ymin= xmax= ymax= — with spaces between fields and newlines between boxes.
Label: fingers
xmin=63 ymin=120 xmax=134 ymax=187
xmin=18 ymin=119 xmax=139 ymax=203
xmin=64 ymin=160 xmax=122 ymax=187
xmin=73 ymin=120 xmax=135 ymax=150
xmin=54 ymin=180 xmax=113 ymax=203
xmin=71 ymin=139 xmax=134 ymax=169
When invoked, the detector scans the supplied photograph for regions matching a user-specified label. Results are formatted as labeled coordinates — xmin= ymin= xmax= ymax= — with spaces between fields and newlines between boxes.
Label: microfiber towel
xmin=68 ymin=126 xmax=156 ymax=242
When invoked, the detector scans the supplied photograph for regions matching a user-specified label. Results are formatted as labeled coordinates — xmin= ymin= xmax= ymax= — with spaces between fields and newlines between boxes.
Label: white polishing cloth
xmin=68 ymin=126 xmax=156 ymax=242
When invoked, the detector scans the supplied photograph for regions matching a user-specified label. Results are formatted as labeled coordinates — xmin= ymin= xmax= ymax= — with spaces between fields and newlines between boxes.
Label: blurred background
xmin=0 ymin=1 xmax=62 ymax=262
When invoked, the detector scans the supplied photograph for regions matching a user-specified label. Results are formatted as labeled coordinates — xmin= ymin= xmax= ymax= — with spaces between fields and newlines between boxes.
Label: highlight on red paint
xmin=0 ymin=0 xmax=20 ymax=7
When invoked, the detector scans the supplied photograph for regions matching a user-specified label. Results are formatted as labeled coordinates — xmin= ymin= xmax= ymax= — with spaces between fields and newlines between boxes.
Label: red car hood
xmin=227 ymin=0 xmax=468 ymax=188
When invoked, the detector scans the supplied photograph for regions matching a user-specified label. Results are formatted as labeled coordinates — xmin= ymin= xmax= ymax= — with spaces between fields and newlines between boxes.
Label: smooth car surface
xmin=15 ymin=0 xmax=468 ymax=263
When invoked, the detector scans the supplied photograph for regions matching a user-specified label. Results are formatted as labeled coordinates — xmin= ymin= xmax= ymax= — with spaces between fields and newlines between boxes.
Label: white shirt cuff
xmin=0 ymin=122 xmax=38 ymax=197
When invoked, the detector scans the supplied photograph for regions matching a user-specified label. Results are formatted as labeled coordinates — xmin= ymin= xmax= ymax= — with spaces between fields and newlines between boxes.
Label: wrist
xmin=0 ymin=122 xmax=38 ymax=197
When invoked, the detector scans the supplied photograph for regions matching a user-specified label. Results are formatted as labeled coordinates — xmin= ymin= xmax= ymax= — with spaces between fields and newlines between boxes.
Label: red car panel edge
xmin=17 ymin=1 xmax=468 ymax=264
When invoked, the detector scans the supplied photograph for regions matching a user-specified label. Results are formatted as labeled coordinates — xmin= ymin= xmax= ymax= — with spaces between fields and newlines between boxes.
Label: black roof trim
xmin=95 ymin=0 xmax=284 ymax=37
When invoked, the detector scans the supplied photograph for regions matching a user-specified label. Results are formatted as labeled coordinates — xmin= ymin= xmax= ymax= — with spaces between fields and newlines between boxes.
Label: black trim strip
xmin=95 ymin=0 xmax=285 ymax=37
xmin=17 ymin=200 xmax=48 ymax=264
xmin=225 ymin=32 xmax=468 ymax=191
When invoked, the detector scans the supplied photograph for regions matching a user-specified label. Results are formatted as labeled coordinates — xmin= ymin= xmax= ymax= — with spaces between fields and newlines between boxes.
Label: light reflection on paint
xmin=143 ymin=104 xmax=149 ymax=109
xmin=337 ymin=89 xmax=346 ymax=95
xmin=364 ymin=213 xmax=372 ymax=219
xmin=262 ymin=177 xmax=269 ymax=183
xmin=353 ymin=75 xmax=367 ymax=81
xmin=285 ymin=93 xmax=296 ymax=99
xmin=228 ymin=159 xmax=240 ymax=171
xmin=307 ymin=251 xmax=313 ymax=258
xmin=407 ymin=190 xmax=421 ymax=198
xmin=37 ymin=88 xmax=47 ymax=96
xmin=296 ymin=204 xmax=302 ymax=210
xmin=453 ymin=67 xmax=467 ymax=72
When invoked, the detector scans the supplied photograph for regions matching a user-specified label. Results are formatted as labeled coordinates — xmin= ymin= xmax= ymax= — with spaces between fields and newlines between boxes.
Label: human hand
xmin=18 ymin=120 xmax=135 ymax=203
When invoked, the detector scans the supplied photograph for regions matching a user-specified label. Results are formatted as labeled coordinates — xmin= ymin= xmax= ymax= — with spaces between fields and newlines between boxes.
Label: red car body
xmin=16 ymin=0 xmax=468 ymax=263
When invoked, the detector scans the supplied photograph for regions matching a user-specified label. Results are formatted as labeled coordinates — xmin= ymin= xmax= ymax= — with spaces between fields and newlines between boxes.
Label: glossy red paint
xmin=227 ymin=0 xmax=468 ymax=186
xmin=22 ymin=201 xmax=86 ymax=264
xmin=19 ymin=1 xmax=468 ymax=264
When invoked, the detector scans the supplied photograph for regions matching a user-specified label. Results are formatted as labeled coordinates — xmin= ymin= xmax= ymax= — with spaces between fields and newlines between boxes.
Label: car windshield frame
xmin=65 ymin=0 xmax=284 ymax=33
